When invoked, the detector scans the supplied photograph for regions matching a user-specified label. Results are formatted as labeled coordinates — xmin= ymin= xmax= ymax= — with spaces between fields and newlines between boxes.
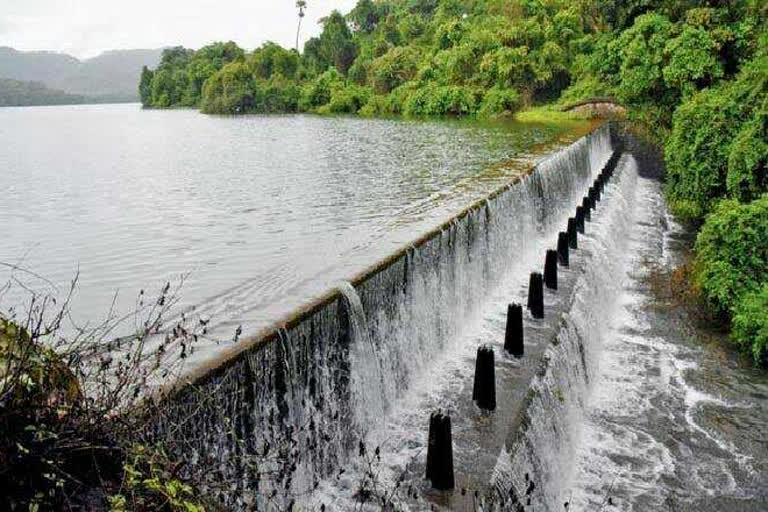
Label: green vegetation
xmin=694 ymin=199 xmax=768 ymax=316
xmin=0 ymin=283 xmax=211 ymax=510
xmin=0 ymin=78 xmax=87 ymax=106
xmin=137 ymin=0 xmax=766 ymax=363
xmin=140 ymin=43 xmax=245 ymax=108
xmin=140 ymin=0 xmax=602 ymax=117
xmin=693 ymin=198 xmax=768 ymax=364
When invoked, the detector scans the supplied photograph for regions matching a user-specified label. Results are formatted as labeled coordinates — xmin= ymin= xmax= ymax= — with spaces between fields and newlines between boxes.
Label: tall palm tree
xmin=296 ymin=1 xmax=307 ymax=52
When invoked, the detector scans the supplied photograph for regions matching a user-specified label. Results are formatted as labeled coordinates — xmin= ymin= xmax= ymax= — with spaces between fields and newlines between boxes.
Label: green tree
xmin=348 ymin=0 xmax=384 ymax=33
xmin=662 ymin=25 xmax=723 ymax=97
xmin=317 ymin=10 xmax=358 ymax=75
xmin=694 ymin=198 xmax=768 ymax=317
xmin=249 ymin=42 xmax=300 ymax=80
xmin=138 ymin=66 xmax=154 ymax=107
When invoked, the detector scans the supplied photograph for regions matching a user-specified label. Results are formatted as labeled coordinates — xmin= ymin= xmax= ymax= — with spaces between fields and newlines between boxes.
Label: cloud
xmin=0 ymin=0 xmax=358 ymax=58
xmin=0 ymin=17 xmax=14 ymax=36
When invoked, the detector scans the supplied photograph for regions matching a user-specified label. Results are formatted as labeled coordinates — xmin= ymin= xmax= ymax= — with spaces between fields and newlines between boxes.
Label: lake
xmin=0 ymin=103 xmax=587 ymax=352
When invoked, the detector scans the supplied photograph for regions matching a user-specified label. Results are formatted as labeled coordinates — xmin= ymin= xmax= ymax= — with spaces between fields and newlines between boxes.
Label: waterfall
xmin=149 ymin=124 xmax=617 ymax=509
xmin=491 ymin=153 xmax=645 ymax=510
xmin=337 ymin=281 xmax=388 ymax=433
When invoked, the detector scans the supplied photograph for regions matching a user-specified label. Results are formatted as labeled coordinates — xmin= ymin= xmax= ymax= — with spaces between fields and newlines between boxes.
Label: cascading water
xmin=489 ymin=152 xmax=641 ymax=510
xmin=149 ymin=125 xmax=616 ymax=509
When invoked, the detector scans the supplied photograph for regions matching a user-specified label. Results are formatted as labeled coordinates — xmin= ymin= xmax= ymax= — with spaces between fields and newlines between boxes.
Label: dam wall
xmin=148 ymin=124 xmax=617 ymax=508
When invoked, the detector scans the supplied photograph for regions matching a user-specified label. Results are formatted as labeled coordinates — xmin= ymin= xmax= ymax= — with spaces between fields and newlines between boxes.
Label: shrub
xmin=665 ymin=47 xmax=767 ymax=218
xmin=727 ymin=103 xmax=768 ymax=201
xmin=731 ymin=284 xmax=768 ymax=365
xmin=323 ymin=85 xmax=373 ymax=114
xmin=261 ymin=74 xmax=300 ymax=113
xmin=613 ymin=13 xmax=675 ymax=104
xmin=694 ymin=197 xmax=768 ymax=316
xmin=200 ymin=62 xmax=256 ymax=114
xmin=479 ymin=46 xmax=530 ymax=88
xmin=386 ymin=83 xmax=420 ymax=115
xmin=359 ymin=94 xmax=394 ymax=117
xmin=0 ymin=279 xmax=212 ymax=510
xmin=347 ymin=57 xmax=370 ymax=85
xmin=557 ymin=77 xmax=612 ymax=105
xmin=298 ymin=68 xmax=343 ymax=110
xmin=478 ymin=87 xmax=520 ymax=117
xmin=405 ymin=84 xmax=479 ymax=116
xmin=664 ymin=87 xmax=738 ymax=218
xmin=662 ymin=25 xmax=723 ymax=97
xmin=435 ymin=19 xmax=465 ymax=49
xmin=369 ymin=47 xmax=420 ymax=94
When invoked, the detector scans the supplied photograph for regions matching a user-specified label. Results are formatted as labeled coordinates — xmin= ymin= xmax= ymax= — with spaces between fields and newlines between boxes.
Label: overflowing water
xmin=8 ymin=105 xmax=765 ymax=510
xmin=149 ymin=125 xmax=614 ymax=509
xmin=152 ymin=124 xmax=768 ymax=511
xmin=0 ymin=104 xmax=590 ymax=365
xmin=566 ymin=175 xmax=768 ymax=510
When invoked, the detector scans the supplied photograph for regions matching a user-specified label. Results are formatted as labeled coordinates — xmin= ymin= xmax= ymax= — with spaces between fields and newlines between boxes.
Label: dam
xmin=144 ymin=123 xmax=600 ymax=504
xmin=146 ymin=121 xmax=767 ymax=511
xmin=5 ymin=105 xmax=763 ymax=509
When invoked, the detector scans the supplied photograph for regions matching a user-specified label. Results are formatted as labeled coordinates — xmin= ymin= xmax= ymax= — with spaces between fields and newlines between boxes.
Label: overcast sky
xmin=0 ymin=0 xmax=359 ymax=59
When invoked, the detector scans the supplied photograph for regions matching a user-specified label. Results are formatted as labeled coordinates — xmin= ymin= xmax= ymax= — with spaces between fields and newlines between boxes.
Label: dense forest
xmin=140 ymin=0 xmax=766 ymax=364
xmin=0 ymin=78 xmax=88 ymax=106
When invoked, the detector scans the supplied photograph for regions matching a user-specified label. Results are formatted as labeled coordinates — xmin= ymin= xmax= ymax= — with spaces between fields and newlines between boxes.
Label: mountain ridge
xmin=0 ymin=46 xmax=164 ymax=101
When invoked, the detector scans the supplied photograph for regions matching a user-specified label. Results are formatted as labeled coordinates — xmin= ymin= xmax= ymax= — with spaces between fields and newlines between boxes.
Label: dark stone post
xmin=544 ymin=249 xmax=558 ymax=290
xmin=567 ymin=217 xmax=578 ymax=249
xmin=472 ymin=345 xmax=496 ymax=411
xmin=575 ymin=206 xmax=585 ymax=233
xmin=582 ymin=197 xmax=592 ymax=221
xmin=504 ymin=303 xmax=524 ymax=357
xmin=557 ymin=232 xmax=569 ymax=267
xmin=426 ymin=411 xmax=455 ymax=490
xmin=527 ymin=272 xmax=544 ymax=319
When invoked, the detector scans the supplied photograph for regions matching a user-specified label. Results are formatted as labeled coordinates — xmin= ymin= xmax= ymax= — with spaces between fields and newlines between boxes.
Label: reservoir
xmin=0 ymin=103 xmax=587 ymax=367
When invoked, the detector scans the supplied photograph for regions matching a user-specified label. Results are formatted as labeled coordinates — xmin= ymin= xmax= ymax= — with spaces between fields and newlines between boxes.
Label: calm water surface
xmin=1 ymin=103 xmax=584 ymax=357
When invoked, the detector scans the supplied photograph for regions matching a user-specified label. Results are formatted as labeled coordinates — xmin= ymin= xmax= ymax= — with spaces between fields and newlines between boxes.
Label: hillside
xmin=0 ymin=47 xmax=163 ymax=101
xmin=0 ymin=78 xmax=87 ymax=107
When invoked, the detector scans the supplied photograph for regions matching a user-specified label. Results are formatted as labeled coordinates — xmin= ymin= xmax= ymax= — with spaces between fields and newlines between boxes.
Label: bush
xmin=478 ymin=87 xmax=520 ymax=117
xmin=261 ymin=74 xmax=300 ymax=113
xmin=731 ymin=284 xmax=768 ymax=364
xmin=664 ymin=87 xmax=739 ymax=218
xmin=200 ymin=62 xmax=256 ymax=114
xmin=662 ymin=25 xmax=723 ymax=97
xmin=322 ymin=85 xmax=373 ymax=114
xmin=727 ymin=104 xmax=768 ymax=201
xmin=298 ymin=68 xmax=343 ymax=110
xmin=665 ymin=46 xmax=767 ymax=218
xmin=359 ymin=93 xmax=394 ymax=117
xmin=404 ymin=84 xmax=479 ymax=116
xmin=694 ymin=197 xmax=768 ymax=316
xmin=0 ymin=278 xmax=213 ymax=510
xmin=557 ymin=76 xmax=612 ymax=105
xmin=369 ymin=47 xmax=420 ymax=94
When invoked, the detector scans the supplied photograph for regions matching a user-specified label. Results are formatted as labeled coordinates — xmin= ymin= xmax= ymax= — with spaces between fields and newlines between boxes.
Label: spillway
xmin=148 ymin=123 xmax=648 ymax=509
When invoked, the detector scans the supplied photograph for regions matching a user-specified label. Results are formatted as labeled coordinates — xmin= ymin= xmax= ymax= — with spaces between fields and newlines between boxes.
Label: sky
xmin=0 ymin=0 xmax=359 ymax=59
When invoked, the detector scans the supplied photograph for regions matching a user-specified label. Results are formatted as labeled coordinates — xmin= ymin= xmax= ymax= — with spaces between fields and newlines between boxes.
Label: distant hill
xmin=0 ymin=47 xmax=163 ymax=102
xmin=0 ymin=78 xmax=87 ymax=107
